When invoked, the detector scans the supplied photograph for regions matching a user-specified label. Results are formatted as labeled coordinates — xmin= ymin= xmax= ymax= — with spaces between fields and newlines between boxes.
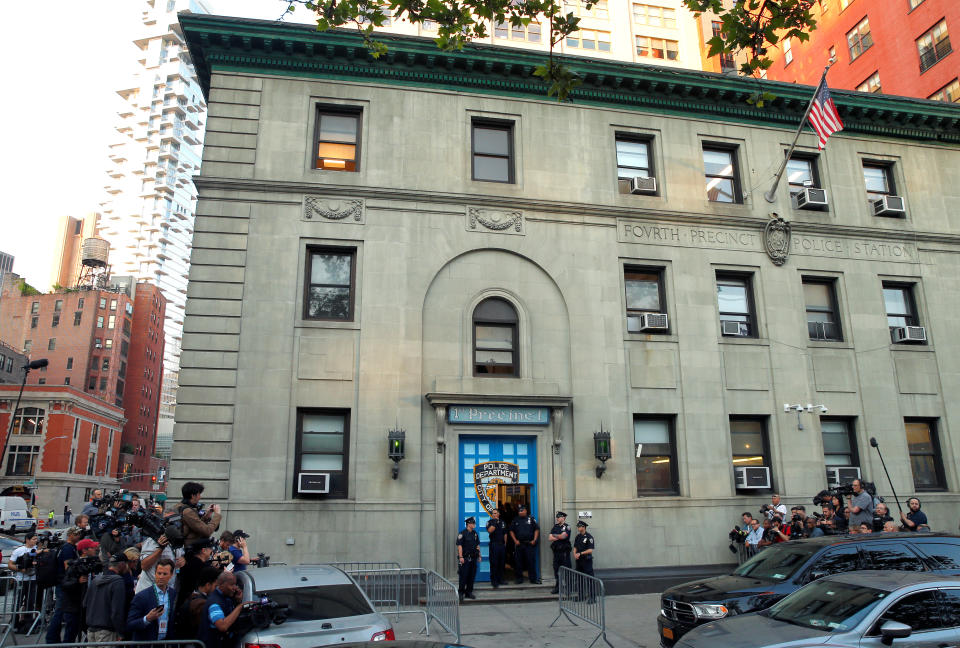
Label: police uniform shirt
xmin=486 ymin=518 xmax=506 ymax=544
xmin=550 ymin=523 xmax=572 ymax=550
xmin=457 ymin=528 xmax=480 ymax=560
xmin=510 ymin=515 xmax=539 ymax=542
xmin=574 ymin=532 xmax=594 ymax=558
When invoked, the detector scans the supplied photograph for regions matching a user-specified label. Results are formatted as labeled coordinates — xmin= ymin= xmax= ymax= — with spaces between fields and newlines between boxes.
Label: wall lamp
xmin=387 ymin=426 xmax=405 ymax=480
xmin=593 ymin=425 xmax=611 ymax=479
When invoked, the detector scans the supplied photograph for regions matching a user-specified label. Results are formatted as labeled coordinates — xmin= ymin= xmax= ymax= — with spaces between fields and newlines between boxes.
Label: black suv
xmin=658 ymin=533 xmax=960 ymax=647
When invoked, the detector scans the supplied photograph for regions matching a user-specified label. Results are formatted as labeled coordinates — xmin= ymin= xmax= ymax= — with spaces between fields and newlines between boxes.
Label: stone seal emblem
xmin=473 ymin=461 xmax=520 ymax=515
xmin=764 ymin=213 xmax=791 ymax=266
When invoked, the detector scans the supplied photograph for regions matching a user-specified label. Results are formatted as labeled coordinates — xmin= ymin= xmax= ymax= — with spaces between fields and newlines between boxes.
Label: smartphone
xmin=154 ymin=606 xmax=164 ymax=613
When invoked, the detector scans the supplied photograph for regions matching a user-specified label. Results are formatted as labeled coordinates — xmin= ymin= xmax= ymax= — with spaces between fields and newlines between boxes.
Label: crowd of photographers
xmin=728 ymin=480 xmax=931 ymax=558
xmin=5 ymin=481 xmax=273 ymax=648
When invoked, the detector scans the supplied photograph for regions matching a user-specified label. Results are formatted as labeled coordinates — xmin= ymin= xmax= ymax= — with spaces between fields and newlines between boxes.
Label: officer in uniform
xmin=456 ymin=517 xmax=480 ymax=601
xmin=573 ymin=520 xmax=596 ymax=602
xmin=485 ymin=508 xmax=507 ymax=589
xmin=547 ymin=511 xmax=572 ymax=594
xmin=508 ymin=504 xmax=540 ymax=584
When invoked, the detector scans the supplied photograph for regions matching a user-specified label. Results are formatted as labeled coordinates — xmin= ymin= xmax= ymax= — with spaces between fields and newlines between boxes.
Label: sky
xmin=0 ymin=0 xmax=309 ymax=290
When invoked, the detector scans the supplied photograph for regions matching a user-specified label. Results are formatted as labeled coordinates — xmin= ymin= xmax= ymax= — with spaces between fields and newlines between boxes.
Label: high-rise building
xmin=49 ymin=214 xmax=103 ymax=290
xmin=0 ymin=252 xmax=13 ymax=276
xmin=98 ymin=0 xmax=210 ymax=377
xmin=760 ymin=0 xmax=959 ymax=101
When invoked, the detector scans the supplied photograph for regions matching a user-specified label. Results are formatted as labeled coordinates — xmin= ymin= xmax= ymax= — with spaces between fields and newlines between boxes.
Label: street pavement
xmin=393 ymin=592 xmax=663 ymax=648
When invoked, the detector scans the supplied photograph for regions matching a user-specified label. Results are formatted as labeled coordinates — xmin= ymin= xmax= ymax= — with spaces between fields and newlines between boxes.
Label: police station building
xmin=173 ymin=14 xmax=960 ymax=577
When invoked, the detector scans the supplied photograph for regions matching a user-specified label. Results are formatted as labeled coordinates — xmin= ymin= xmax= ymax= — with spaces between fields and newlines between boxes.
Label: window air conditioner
xmin=297 ymin=472 xmax=331 ymax=494
xmin=721 ymin=320 xmax=747 ymax=337
xmin=891 ymin=326 xmax=926 ymax=343
xmin=734 ymin=466 xmax=771 ymax=489
xmin=826 ymin=466 xmax=861 ymax=489
xmin=795 ymin=187 xmax=828 ymax=210
xmin=872 ymin=195 xmax=906 ymax=217
xmin=639 ymin=313 xmax=669 ymax=331
xmin=629 ymin=176 xmax=657 ymax=195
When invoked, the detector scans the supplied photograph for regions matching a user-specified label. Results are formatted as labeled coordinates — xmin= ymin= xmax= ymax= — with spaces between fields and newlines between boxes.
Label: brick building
xmin=762 ymin=0 xmax=958 ymax=101
xmin=0 ymin=277 xmax=166 ymax=492
xmin=0 ymin=385 xmax=124 ymax=513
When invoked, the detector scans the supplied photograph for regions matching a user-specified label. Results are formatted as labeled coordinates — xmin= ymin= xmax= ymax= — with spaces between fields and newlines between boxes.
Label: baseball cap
xmin=123 ymin=547 xmax=141 ymax=560
xmin=76 ymin=539 xmax=99 ymax=552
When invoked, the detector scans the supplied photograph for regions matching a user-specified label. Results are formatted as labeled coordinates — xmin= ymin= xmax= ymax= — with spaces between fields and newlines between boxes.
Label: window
xmin=839 ymin=0 xmax=853 ymax=8
xmin=97 ymin=316 xmax=104 ymax=328
xmin=110 ymin=299 xmax=117 ymax=311
xmin=30 ymin=316 xmax=38 ymax=329
xmin=717 ymin=273 xmax=756 ymax=337
xmin=863 ymin=544 xmax=924 ymax=571
xmin=64 ymin=377 xmax=70 ymax=386
xmin=313 ymin=108 xmax=361 ymax=171
xmin=730 ymin=417 xmax=769 ymax=469
xmin=568 ymin=29 xmax=611 ymax=51
xmin=712 ymin=21 xmax=736 ymax=71
xmin=905 ymin=419 xmax=946 ymax=490
xmin=473 ymin=297 xmax=519 ymax=376
xmin=102 ymin=358 xmax=110 ymax=371
xmin=634 ymin=417 xmax=678 ymax=494
xmin=633 ymin=4 xmax=676 ymax=28
xmin=624 ymin=267 xmax=667 ymax=333
xmin=564 ymin=0 xmax=608 ymax=18
xmin=923 ymin=545 xmax=960 ymax=571
xmin=99 ymin=298 xmax=106 ymax=309
xmin=471 ymin=120 xmax=514 ymax=184
xmin=23 ymin=340 xmax=32 ymax=353
xmin=73 ymin=312 xmax=82 ymax=326
xmin=917 ymin=20 xmax=952 ymax=72
xmin=784 ymin=38 xmax=793 ymax=65
xmin=856 ymin=71 xmax=881 ymax=93
xmin=787 ymin=156 xmax=820 ymax=191
xmin=829 ymin=45 xmax=836 ymax=61
xmin=874 ymin=591 xmax=942 ymax=633
xmin=304 ymin=247 xmax=356 ymax=321
xmin=846 ymin=17 xmax=873 ymax=60
xmin=703 ymin=146 xmax=741 ymax=203
xmin=88 ymin=376 xmax=97 ymax=390
xmin=48 ymin=338 xmax=56 ymax=351
xmin=108 ymin=315 xmax=116 ymax=329
xmin=821 ymin=419 xmax=858 ymax=467
xmin=106 ymin=339 xmax=114 ymax=349
xmin=94 ymin=338 xmax=102 ymax=349
xmin=882 ymin=282 xmax=920 ymax=329
xmin=296 ymin=409 xmax=349 ymax=498
xmin=908 ymin=0 xmax=926 ymax=7
xmin=803 ymin=278 xmax=842 ymax=341
xmin=66 ymin=357 xmax=73 ymax=370
xmin=494 ymin=20 xmax=541 ymax=41
xmin=11 ymin=408 xmax=45 ymax=435
xmin=37 ymin=378 xmax=46 ymax=385
xmin=809 ymin=545 xmax=862 ymax=577
xmin=5 ymin=446 xmax=39 ymax=476
xmin=99 ymin=378 xmax=107 ymax=390
xmin=862 ymin=163 xmax=895 ymax=201
xmin=616 ymin=136 xmax=654 ymax=193
xmin=4 ymin=357 xmax=10 ymax=372
xmin=54 ymin=299 xmax=63 ymax=312
xmin=929 ymin=78 xmax=960 ymax=102
xmin=51 ymin=314 xmax=59 ymax=327
xmin=78 ymin=297 xmax=84 ymax=309
xmin=635 ymin=36 xmax=678 ymax=60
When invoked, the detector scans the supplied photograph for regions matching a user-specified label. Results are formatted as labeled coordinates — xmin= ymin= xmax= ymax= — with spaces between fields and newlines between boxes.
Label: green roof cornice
xmin=180 ymin=14 xmax=960 ymax=144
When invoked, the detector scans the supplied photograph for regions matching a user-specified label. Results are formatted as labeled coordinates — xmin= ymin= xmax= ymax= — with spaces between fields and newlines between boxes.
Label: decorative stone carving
xmin=434 ymin=405 xmax=447 ymax=454
xmin=467 ymin=208 xmax=524 ymax=235
xmin=551 ymin=408 xmax=564 ymax=454
xmin=303 ymin=197 xmax=364 ymax=223
xmin=764 ymin=213 xmax=791 ymax=266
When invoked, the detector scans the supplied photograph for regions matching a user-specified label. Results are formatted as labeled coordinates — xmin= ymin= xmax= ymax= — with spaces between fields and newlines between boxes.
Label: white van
xmin=0 ymin=497 xmax=36 ymax=533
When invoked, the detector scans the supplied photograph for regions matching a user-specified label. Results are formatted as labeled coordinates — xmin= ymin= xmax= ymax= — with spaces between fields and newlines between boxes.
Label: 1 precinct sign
xmin=448 ymin=406 xmax=550 ymax=425
xmin=473 ymin=462 xmax=520 ymax=514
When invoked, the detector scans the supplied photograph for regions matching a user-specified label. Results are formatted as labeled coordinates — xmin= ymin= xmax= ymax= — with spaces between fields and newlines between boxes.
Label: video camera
xmin=234 ymin=597 xmax=288 ymax=635
xmin=812 ymin=481 xmax=879 ymax=508
xmin=727 ymin=526 xmax=748 ymax=554
xmin=37 ymin=532 xmax=64 ymax=552
xmin=252 ymin=553 xmax=271 ymax=568
xmin=67 ymin=555 xmax=104 ymax=577
xmin=87 ymin=489 xmax=169 ymax=544
xmin=14 ymin=551 xmax=37 ymax=571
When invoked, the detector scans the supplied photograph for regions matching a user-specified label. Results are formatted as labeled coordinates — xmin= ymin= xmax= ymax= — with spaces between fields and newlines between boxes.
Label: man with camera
xmin=872 ymin=502 xmax=894 ymax=532
xmin=82 ymin=489 xmax=103 ymax=517
xmin=127 ymin=558 xmax=177 ymax=642
xmin=219 ymin=531 xmax=251 ymax=573
xmin=177 ymin=482 xmax=222 ymax=550
xmin=45 ymin=527 xmax=81 ymax=643
xmin=58 ymin=538 xmax=101 ymax=644
xmin=848 ymin=479 xmax=874 ymax=531
xmin=84 ymin=552 xmax=131 ymax=643
xmin=9 ymin=532 xmax=40 ymax=633
xmin=201 ymin=571 xmax=253 ymax=648
xmin=745 ymin=518 xmax=764 ymax=553
xmin=761 ymin=494 xmax=787 ymax=522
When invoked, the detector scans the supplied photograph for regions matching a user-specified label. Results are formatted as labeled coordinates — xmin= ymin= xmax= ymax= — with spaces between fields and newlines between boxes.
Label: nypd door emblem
xmin=473 ymin=462 xmax=520 ymax=515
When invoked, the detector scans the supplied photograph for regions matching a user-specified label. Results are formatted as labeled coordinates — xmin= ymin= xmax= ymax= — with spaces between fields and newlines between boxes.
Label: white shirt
xmin=10 ymin=546 xmax=36 ymax=582
xmin=135 ymin=538 xmax=181 ymax=593
xmin=766 ymin=503 xmax=787 ymax=521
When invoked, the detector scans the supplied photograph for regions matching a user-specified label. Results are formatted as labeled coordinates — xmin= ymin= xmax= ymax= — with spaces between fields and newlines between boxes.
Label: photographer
xmin=761 ymin=494 xmax=787 ymax=522
xmin=9 ymin=531 xmax=41 ymax=633
xmin=745 ymin=518 xmax=764 ymax=553
xmin=176 ymin=538 xmax=216 ymax=613
xmin=201 ymin=571 xmax=253 ymax=648
xmin=45 ymin=527 xmax=81 ymax=643
xmin=58 ymin=539 xmax=101 ymax=644
xmin=137 ymin=506 xmax=185 ymax=594
xmin=848 ymin=479 xmax=874 ymax=530
xmin=872 ymin=502 xmax=894 ymax=532
xmin=84 ymin=552 xmax=131 ymax=643
xmin=787 ymin=506 xmax=808 ymax=539
xmin=82 ymin=489 xmax=103 ymax=517
xmin=177 ymin=482 xmax=222 ymax=550
xmin=804 ymin=517 xmax=824 ymax=538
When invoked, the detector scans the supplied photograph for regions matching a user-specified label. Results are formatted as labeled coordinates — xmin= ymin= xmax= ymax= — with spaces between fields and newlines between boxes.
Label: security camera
xmin=819 ymin=405 xmax=828 ymax=414
xmin=784 ymin=404 xmax=791 ymax=413
xmin=805 ymin=404 xmax=814 ymax=413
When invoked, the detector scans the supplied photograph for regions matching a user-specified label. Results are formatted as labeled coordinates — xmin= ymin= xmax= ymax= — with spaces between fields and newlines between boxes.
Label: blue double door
xmin=458 ymin=435 xmax=538 ymax=581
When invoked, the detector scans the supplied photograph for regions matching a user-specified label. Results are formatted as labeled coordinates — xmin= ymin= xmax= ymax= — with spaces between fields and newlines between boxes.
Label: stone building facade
xmin=176 ymin=15 xmax=960 ymax=575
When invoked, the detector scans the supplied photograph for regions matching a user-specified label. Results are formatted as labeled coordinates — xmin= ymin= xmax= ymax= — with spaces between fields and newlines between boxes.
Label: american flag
xmin=808 ymin=79 xmax=844 ymax=150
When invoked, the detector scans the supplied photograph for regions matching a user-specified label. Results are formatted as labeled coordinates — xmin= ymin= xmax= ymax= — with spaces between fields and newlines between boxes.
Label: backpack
xmin=35 ymin=550 xmax=59 ymax=587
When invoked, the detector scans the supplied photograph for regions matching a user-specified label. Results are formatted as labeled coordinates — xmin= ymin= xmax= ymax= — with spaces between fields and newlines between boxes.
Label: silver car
xmin=677 ymin=571 xmax=960 ymax=648
xmin=235 ymin=565 xmax=394 ymax=647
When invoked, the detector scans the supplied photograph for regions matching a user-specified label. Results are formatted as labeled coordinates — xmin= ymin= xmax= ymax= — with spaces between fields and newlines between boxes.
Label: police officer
xmin=548 ymin=511 xmax=572 ymax=594
xmin=485 ymin=509 xmax=507 ymax=589
xmin=573 ymin=520 xmax=596 ymax=602
xmin=508 ymin=504 xmax=540 ymax=584
xmin=456 ymin=517 xmax=481 ymax=601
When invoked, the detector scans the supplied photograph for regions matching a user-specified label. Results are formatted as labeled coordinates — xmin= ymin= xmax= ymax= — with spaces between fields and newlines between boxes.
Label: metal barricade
xmin=550 ymin=566 xmax=613 ymax=648
xmin=327 ymin=561 xmax=401 ymax=573
xmin=0 ymin=577 xmax=44 ymax=645
xmin=345 ymin=567 xmax=460 ymax=642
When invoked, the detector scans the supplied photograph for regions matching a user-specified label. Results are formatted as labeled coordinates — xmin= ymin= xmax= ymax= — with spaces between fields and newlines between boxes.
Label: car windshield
xmin=258 ymin=585 xmax=374 ymax=621
xmin=0 ymin=538 xmax=23 ymax=551
xmin=733 ymin=544 xmax=820 ymax=581
xmin=765 ymin=581 xmax=887 ymax=632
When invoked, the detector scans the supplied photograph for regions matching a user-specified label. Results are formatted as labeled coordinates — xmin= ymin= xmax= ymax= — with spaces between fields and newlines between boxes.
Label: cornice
xmin=193 ymin=175 xmax=960 ymax=248
xmin=180 ymin=14 xmax=960 ymax=144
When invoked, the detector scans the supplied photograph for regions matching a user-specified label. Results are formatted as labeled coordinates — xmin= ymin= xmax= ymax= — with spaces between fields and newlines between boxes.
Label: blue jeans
xmin=44 ymin=586 xmax=65 ymax=643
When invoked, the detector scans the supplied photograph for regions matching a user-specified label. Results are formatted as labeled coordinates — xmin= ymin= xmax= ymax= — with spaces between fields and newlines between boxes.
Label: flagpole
xmin=763 ymin=59 xmax=836 ymax=203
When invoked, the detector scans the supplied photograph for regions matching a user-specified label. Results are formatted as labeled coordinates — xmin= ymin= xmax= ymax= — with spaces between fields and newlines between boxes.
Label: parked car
xmin=0 ymin=534 xmax=24 ymax=594
xmin=235 ymin=565 xmax=394 ymax=647
xmin=659 ymin=532 xmax=960 ymax=646
xmin=677 ymin=571 xmax=960 ymax=648
xmin=0 ymin=497 xmax=36 ymax=534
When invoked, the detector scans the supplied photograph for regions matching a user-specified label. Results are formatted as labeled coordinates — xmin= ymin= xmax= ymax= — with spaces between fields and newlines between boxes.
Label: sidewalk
xmin=393 ymin=592 xmax=662 ymax=648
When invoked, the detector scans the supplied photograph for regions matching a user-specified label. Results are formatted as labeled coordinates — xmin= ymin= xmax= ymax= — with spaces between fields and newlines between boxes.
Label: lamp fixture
xmin=387 ymin=426 xmax=405 ymax=480
xmin=593 ymin=424 xmax=612 ymax=479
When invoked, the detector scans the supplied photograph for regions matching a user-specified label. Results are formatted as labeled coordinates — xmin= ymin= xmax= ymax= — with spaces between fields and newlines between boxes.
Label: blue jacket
xmin=126 ymin=584 xmax=177 ymax=641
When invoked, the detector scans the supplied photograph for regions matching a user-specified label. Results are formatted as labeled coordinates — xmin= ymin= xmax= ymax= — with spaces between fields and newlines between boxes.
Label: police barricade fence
xmin=0 ymin=575 xmax=45 ymax=645
xmin=550 ymin=566 xmax=613 ymax=648
xmin=344 ymin=567 xmax=460 ymax=642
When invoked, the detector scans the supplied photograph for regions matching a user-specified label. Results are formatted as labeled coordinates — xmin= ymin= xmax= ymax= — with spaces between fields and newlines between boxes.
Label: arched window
xmin=473 ymin=298 xmax=519 ymax=376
